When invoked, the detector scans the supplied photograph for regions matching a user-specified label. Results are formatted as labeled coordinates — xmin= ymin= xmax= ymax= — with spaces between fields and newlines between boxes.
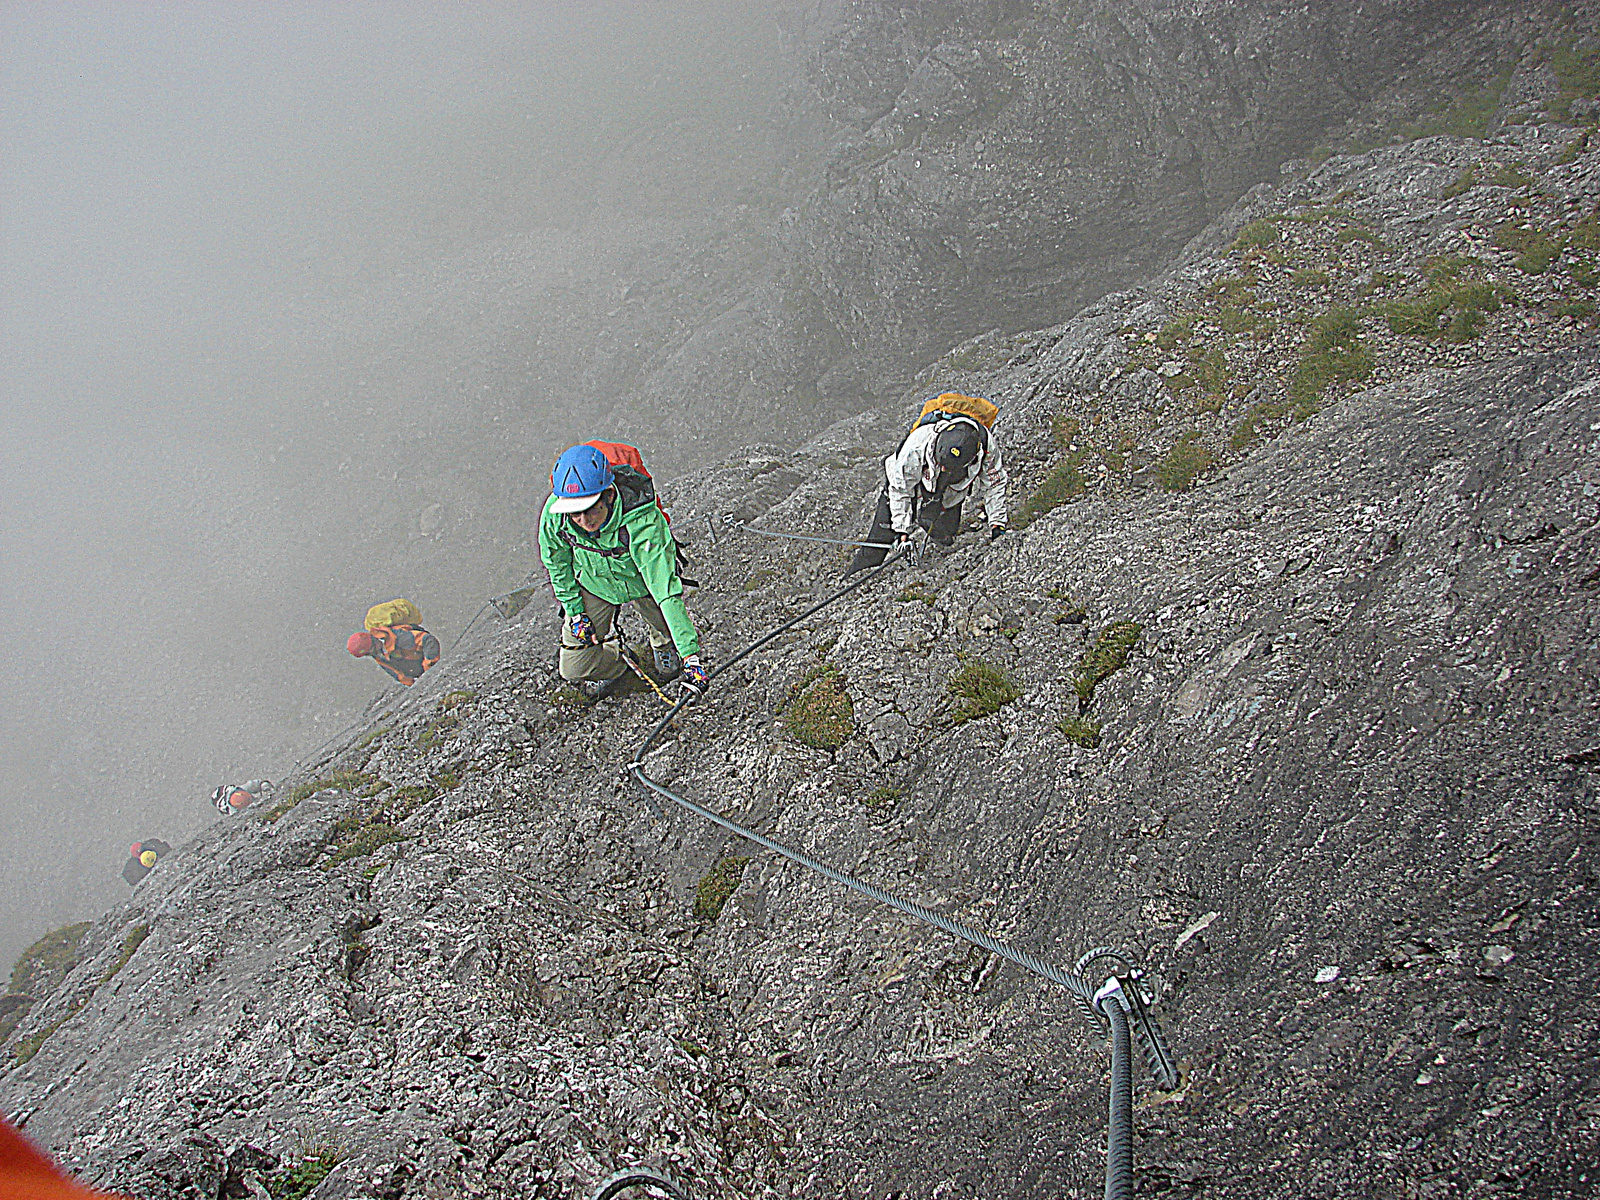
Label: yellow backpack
xmin=365 ymin=598 xmax=423 ymax=630
xmin=911 ymin=392 xmax=1000 ymax=433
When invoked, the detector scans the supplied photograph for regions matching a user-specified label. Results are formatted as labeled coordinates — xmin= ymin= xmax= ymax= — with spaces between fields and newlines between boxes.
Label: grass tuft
xmin=99 ymin=925 xmax=149 ymax=985
xmin=693 ymin=857 xmax=750 ymax=922
xmin=864 ymin=786 xmax=901 ymax=809
xmin=948 ymin=660 xmax=1021 ymax=725
xmin=1157 ymin=432 xmax=1215 ymax=492
xmin=1288 ymin=305 xmax=1371 ymax=418
xmin=268 ymin=1148 xmax=343 ymax=1200
xmin=1231 ymin=219 xmax=1280 ymax=251
xmin=1494 ymin=221 xmax=1560 ymax=274
xmin=1058 ymin=716 xmax=1103 ymax=748
xmin=783 ymin=664 xmax=855 ymax=750
xmin=1074 ymin=622 xmax=1142 ymax=706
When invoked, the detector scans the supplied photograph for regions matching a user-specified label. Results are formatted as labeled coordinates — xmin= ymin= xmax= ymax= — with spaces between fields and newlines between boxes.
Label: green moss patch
xmin=1494 ymin=221 xmax=1561 ymax=274
xmin=863 ymin=786 xmax=901 ymax=809
xmin=100 ymin=925 xmax=149 ymax=985
xmin=1288 ymin=305 xmax=1372 ymax=418
xmin=268 ymin=1148 xmax=343 ymax=1200
xmin=948 ymin=659 xmax=1021 ymax=726
xmin=1074 ymin=622 xmax=1142 ymax=706
xmin=783 ymin=664 xmax=855 ymax=750
xmin=1058 ymin=716 xmax=1103 ymax=748
xmin=9 ymin=922 xmax=90 ymax=997
xmin=693 ymin=857 xmax=751 ymax=922
xmin=267 ymin=771 xmax=379 ymax=822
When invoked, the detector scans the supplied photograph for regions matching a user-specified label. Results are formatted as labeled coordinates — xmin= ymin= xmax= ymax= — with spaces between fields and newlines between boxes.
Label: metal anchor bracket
xmin=1095 ymin=971 xmax=1180 ymax=1091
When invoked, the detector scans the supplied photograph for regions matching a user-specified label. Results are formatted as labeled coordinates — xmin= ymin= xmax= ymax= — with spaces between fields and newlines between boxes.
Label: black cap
xmin=934 ymin=423 xmax=981 ymax=474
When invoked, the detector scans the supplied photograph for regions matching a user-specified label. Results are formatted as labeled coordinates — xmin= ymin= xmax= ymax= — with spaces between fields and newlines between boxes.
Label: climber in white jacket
xmin=846 ymin=413 xmax=1009 ymax=575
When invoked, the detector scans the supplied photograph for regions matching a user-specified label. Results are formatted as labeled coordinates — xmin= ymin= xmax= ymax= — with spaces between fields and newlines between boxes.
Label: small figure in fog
xmin=538 ymin=442 xmax=708 ymax=703
xmin=122 ymin=839 xmax=171 ymax=886
xmin=845 ymin=393 xmax=1009 ymax=576
xmin=211 ymin=778 xmax=270 ymax=816
xmin=347 ymin=599 xmax=440 ymax=686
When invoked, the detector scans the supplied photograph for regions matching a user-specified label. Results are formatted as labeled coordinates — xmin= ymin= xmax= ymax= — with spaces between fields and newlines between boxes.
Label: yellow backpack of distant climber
xmin=365 ymin=598 xmax=423 ymax=630
xmin=911 ymin=392 xmax=1000 ymax=433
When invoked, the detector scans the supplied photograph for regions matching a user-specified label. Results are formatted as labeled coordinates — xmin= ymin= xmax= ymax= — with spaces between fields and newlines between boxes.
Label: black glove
xmin=990 ymin=525 xmax=1007 ymax=541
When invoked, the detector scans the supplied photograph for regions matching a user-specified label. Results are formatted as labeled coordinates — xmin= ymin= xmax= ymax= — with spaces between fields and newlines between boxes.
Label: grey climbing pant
xmin=560 ymin=586 xmax=674 ymax=683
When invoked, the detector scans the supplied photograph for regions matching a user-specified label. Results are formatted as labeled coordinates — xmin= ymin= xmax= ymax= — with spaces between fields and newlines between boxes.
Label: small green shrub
xmin=1053 ymin=602 xmax=1088 ymax=625
xmin=1231 ymin=219 xmax=1280 ymax=251
xmin=896 ymin=583 xmax=939 ymax=606
xmin=9 ymin=922 xmax=91 ymax=996
xmin=1441 ymin=167 xmax=1477 ymax=200
xmin=437 ymin=690 xmax=476 ymax=713
xmin=100 ymin=925 xmax=149 ymax=985
xmin=1018 ymin=459 xmax=1086 ymax=526
xmin=864 ymin=786 xmax=901 ymax=809
xmin=948 ymin=660 xmax=1021 ymax=725
xmin=1288 ymin=306 xmax=1371 ymax=418
xmin=783 ymin=665 xmax=855 ymax=750
xmin=1058 ymin=716 xmax=1103 ymax=748
xmin=693 ymin=857 xmax=750 ymax=922
xmin=1157 ymin=432 xmax=1215 ymax=492
xmin=1494 ymin=221 xmax=1560 ymax=274
xmin=431 ymin=770 xmax=461 ymax=792
xmin=1550 ymin=298 xmax=1596 ymax=320
xmin=322 ymin=823 xmax=409 ymax=870
xmin=1290 ymin=268 xmax=1329 ymax=287
xmin=1074 ymin=622 xmax=1142 ymax=705
xmin=268 ymin=1148 xmax=343 ymax=1200
xmin=743 ymin=568 xmax=776 ymax=593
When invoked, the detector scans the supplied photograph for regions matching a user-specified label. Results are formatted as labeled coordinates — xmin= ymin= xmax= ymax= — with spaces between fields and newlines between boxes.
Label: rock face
xmin=7 ymin=75 xmax=1600 ymax=1200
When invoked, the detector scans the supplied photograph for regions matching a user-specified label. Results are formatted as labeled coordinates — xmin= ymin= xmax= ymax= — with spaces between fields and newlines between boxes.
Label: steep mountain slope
xmin=4 ymin=126 xmax=1597 ymax=1198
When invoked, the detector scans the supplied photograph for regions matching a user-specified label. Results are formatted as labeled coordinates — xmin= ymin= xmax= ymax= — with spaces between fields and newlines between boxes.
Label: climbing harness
xmin=625 ymin=537 xmax=1178 ymax=1197
xmin=591 ymin=1167 xmax=686 ymax=1200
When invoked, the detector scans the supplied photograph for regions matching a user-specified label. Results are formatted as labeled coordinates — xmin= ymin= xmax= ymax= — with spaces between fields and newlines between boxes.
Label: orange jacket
xmin=0 ymin=1118 xmax=119 ymax=1200
xmin=371 ymin=624 xmax=439 ymax=686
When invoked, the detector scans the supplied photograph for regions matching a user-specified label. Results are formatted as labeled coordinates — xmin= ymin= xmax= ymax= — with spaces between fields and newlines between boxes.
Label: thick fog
xmin=0 ymin=1 xmax=811 ymax=969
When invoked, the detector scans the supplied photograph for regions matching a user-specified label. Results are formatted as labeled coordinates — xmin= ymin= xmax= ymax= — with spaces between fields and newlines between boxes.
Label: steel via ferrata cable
xmin=626 ymin=536 xmax=1104 ymax=1024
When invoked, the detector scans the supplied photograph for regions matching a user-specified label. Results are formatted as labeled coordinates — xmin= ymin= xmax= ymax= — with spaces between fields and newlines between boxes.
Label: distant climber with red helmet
xmin=539 ymin=442 xmax=708 ymax=703
xmin=121 ymin=839 xmax=171 ymax=886
xmin=210 ymin=779 xmax=270 ymax=816
xmin=346 ymin=599 xmax=440 ymax=686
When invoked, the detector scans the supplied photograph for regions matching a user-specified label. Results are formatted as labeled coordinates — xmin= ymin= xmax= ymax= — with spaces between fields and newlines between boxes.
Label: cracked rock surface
xmin=6 ymin=132 xmax=1599 ymax=1200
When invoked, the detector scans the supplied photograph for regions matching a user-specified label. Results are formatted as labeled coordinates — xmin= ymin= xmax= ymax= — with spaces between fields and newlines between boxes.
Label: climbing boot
xmin=576 ymin=674 xmax=626 ymax=703
xmin=652 ymin=645 xmax=682 ymax=680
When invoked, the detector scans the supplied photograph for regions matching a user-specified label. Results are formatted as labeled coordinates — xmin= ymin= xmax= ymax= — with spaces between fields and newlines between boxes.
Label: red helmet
xmin=347 ymin=631 xmax=374 ymax=657
xmin=129 ymin=842 xmax=142 ymax=858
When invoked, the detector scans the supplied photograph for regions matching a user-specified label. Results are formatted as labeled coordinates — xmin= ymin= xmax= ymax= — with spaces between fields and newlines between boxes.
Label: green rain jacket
xmin=538 ymin=484 xmax=700 ymax=656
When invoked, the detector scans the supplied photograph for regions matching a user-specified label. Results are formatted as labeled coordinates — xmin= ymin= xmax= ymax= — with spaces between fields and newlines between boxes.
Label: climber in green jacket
xmin=538 ymin=442 xmax=708 ymax=703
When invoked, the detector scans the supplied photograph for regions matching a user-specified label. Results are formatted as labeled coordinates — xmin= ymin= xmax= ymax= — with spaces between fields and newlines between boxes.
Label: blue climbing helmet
xmin=549 ymin=443 xmax=615 ymax=513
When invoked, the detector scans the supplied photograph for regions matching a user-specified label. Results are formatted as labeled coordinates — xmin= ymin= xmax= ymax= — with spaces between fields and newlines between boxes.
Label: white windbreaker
xmin=884 ymin=417 xmax=1009 ymax=534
